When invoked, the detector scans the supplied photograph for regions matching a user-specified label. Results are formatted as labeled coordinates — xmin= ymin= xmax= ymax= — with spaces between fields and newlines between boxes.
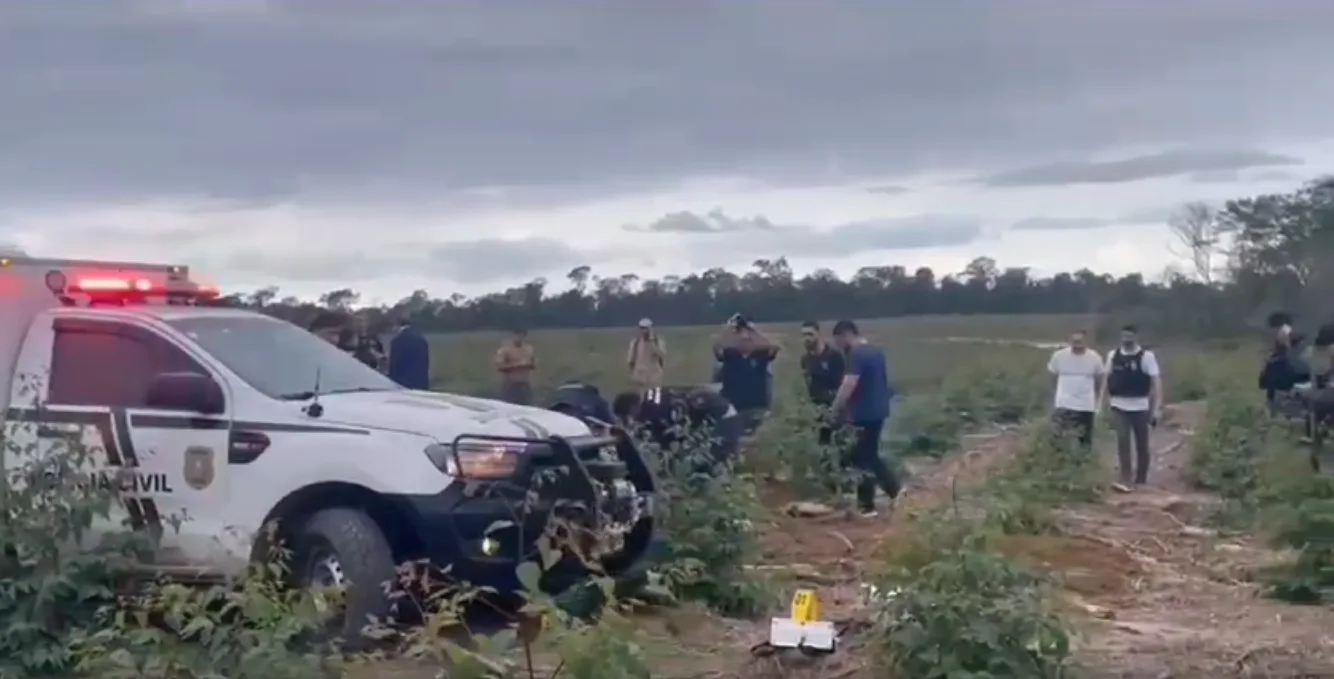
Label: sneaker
xmin=858 ymin=509 xmax=879 ymax=519
xmin=1111 ymin=482 xmax=1132 ymax=493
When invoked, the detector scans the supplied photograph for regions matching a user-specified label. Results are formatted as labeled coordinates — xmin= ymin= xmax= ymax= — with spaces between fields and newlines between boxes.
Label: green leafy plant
xmin=985 ymin=420 xmax=1102 ymax=536
xmin=631 ymin=421 xmax=773 ymax=617
xmin=71 ymin=562 xmax=343 ymax=679
xmin=0 ymin=393 xmax=157 ymax=678
xmin=874 ymin=524 xmax=1073 ymax=679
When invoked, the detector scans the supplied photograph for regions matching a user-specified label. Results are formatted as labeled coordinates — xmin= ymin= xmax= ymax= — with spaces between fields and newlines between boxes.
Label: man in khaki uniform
xmin=627 ymin=318 xmax=667 ymax=389
xmin=495 ymin=328 xmax=537 ymax=405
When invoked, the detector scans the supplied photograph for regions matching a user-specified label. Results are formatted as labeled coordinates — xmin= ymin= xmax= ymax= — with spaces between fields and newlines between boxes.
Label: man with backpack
xmin=1102 ymin=324 xmax=1163 ymax=492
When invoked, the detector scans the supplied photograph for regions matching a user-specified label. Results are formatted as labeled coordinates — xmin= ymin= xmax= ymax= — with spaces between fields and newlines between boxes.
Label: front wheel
xmin=291 ymin=507 xmax=398 ymax=647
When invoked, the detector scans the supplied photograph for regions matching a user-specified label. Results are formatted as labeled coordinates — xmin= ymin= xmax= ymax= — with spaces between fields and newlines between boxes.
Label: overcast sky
xmin=3 ymin=0 xmax=1334 ymax=302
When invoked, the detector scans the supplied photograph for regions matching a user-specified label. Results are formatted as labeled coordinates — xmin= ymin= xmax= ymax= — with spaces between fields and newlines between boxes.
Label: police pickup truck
xmin=0 ymin=255 xmax=654 ymax=640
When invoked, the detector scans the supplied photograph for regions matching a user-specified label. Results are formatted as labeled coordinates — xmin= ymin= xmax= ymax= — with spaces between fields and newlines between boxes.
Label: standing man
xmin=829 ymin=320 xmax=900 ymax=518
xmin=799 ymin=320 xmax=846 ymax=447
xmin=1046 ymin=329 xmax=1104 ymax=450
xmin=388 ymin=317 xmax=431 ymax=390
xmin=713 ymin=314 xmax=779 ymax=435
xmin=627 ymin=318 xmax=667 ymax=389
xmin=1102 ymin=324 xmax=1163 ymax=493
xmin=494 ymin=328 xmax=537 ymax=405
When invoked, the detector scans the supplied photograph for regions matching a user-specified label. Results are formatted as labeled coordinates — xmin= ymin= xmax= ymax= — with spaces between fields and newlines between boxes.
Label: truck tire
xmin=292 ymin=507 xmax=397 ymax=647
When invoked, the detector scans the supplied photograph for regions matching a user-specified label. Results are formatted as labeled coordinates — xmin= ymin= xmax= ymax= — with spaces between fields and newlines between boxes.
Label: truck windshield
xmin=167 ymin=315 xmax=401 ymax=400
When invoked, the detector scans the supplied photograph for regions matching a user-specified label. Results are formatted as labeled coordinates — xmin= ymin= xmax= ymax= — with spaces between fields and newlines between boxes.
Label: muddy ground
xmin=373 ymin=403 xmax=1334 ymax=678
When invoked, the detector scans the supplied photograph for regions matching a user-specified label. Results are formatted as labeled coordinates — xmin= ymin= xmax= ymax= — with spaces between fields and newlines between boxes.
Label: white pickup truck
xmin=0 ymin=255 xmax=655 ymax=639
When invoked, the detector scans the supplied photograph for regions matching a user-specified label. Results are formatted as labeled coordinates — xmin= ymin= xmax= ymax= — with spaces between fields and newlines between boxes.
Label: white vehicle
xmin=0 ymin=255 xmax=655 ymax=639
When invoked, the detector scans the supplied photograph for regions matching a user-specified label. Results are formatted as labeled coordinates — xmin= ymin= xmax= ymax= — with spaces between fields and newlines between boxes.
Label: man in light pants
xmin=1102 ymin=324 xmax=1162 ymax=493
xmin=1046 ymin=329 xmax=1104 ymax=451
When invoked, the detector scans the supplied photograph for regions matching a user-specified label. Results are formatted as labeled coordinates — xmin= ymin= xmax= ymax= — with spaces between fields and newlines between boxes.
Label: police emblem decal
xmin=183 ymin=445 xmax=216 ymax=490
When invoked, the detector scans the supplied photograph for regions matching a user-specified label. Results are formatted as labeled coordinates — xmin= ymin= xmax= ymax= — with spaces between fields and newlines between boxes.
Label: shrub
xmin=0 ymin=410 xmax=152 ymax=677
xmin=874 ymin=523 xmax=1073 ymax=679
xmin=986 ymin=420 xmax=1102 ymax=535
xmin=1190 ymin=377 xmax=1334 ymax=603
xmin=632 ymin=425 xmax=773 ymax=617
xmin=1187 ymin=384 xmax=1275 ymax=503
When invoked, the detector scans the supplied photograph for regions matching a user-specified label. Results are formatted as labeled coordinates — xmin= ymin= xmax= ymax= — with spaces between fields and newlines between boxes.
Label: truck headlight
xmin=423 ymin=442 xmax=521 ymax=479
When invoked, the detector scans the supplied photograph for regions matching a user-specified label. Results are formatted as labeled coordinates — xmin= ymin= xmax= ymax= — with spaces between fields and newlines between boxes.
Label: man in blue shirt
xmin=829 ymin=319 xmax=900 ymax=517
xmin=387 ymin=318 xmax=431 ymax=390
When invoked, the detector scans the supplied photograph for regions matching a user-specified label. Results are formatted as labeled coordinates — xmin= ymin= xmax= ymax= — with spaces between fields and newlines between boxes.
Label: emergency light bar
xmin=0 ymin=255 xmax=219 ymax=307
xmin=69 ymin=277 xmax=155 ymax=293
xmin=49 ymin=270 xmax=218 ymax=306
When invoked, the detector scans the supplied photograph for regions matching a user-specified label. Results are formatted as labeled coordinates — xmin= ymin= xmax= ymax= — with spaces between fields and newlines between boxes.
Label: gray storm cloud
xmin=2 ymin=0 xmax=1334 ymax=207
xmin=633 ymin=210 xmax=986 ymax=268
xmin=1010 ymin=217 xmax=1110 ymax=231
xmin=978 ymin=149 xmax=1303 ymax=188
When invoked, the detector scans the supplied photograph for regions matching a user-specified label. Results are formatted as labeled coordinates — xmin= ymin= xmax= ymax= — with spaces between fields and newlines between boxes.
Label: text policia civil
xmin=90 ymin=469 xmax=175 ymax=495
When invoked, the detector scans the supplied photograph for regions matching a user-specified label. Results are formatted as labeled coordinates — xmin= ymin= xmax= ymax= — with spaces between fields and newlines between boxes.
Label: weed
xmin=986 ymin=421 xmax=1102 ymax=535
xmin=1190 ymin=374 xmax=1334 ymax=603
xmin=636 ymin=426 xmax=773 ymax=617
xmin=874 ymin=523 xmax=1073 ymax=679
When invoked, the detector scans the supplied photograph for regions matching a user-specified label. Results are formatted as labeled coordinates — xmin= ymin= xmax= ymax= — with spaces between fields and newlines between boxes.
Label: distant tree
xmin=1167 ymin=201 xmax=1222 ymax=285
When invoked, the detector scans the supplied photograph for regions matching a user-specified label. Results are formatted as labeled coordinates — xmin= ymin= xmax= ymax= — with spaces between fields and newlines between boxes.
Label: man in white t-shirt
xmin=1047 ymin=330 xmax=1105 ymax=449
xmin=1102 ymin=324 xmax=1163 ymax=492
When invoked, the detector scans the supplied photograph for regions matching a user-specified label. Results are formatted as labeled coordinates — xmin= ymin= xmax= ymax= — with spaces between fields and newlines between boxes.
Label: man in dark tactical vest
xmin=1102 ymin=324 xmax=1163 ymax=492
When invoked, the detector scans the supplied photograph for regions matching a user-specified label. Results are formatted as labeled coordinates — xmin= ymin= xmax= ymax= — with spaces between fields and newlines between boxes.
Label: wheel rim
xmin=304 ymin=546 xmax=351 ymax=621
xmin=307 ymin=548 xmax=347 ymax=589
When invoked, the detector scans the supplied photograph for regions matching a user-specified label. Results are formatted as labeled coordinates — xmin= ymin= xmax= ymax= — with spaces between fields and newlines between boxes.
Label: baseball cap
xmin=638 ymin=318 xmax=653 ymax=328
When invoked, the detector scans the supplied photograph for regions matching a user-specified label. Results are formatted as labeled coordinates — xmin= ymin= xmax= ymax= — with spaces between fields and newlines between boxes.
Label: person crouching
xmin=612 ymin=385 xmax=742 ymax=476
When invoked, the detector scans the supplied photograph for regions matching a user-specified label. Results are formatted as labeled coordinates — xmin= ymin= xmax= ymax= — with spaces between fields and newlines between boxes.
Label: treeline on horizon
xmin=218 ymin=176 xmax=1334 ymax=339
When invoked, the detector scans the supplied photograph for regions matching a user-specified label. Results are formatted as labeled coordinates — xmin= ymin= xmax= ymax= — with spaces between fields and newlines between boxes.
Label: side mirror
xmin=145 ymin=372 xmax=225 ymax=415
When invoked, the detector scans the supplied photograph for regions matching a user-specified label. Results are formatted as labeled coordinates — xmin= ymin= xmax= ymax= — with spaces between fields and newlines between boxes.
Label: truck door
xmin=42 ymin=317 xmax=233 ymax=570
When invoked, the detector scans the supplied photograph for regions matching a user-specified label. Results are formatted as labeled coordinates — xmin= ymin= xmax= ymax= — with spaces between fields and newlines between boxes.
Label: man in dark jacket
xmin=387 ymin=318 xmax=431 ymax=390
xmin=713 ymin=314 xmax=778 ymax=435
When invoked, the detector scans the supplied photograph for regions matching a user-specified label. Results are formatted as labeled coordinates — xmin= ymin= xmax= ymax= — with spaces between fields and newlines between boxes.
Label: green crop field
xmin=427 ymin=313 xmax=1094 ymax=400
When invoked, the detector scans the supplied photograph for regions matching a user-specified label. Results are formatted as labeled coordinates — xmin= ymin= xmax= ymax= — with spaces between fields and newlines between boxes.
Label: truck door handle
xmin=37 ymin=425 xmax=79 ymax=441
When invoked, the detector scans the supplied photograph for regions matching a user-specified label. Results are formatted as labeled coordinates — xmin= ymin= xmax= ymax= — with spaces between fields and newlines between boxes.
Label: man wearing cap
xmin=627 ymin=318 xmax=667 ymax=390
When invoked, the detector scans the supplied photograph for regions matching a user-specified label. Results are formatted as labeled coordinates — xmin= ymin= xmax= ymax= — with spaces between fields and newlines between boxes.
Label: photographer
xmin=713 ymin=313 xmax=779 ymax=436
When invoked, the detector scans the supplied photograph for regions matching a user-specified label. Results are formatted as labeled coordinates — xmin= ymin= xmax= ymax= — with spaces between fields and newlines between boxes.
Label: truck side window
xmin=48 ymin=324 xmax=210 ymax=409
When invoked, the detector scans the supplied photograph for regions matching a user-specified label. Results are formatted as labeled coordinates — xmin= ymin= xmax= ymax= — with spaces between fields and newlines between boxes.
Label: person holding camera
xmin=713 ymin=313 xmax=779 ymax=436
